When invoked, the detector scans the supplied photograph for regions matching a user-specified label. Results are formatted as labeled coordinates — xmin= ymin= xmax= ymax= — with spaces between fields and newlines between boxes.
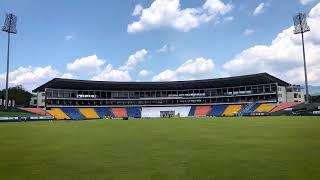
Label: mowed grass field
xmin=0 ymin=117 xmax=320 ymax=180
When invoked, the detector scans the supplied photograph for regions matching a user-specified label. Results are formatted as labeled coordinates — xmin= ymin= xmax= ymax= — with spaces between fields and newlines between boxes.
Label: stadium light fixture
xmin=2 ymin=13 xmax=17 ymax=111
xmin=293 ymin=13 xmax=310 ymax=104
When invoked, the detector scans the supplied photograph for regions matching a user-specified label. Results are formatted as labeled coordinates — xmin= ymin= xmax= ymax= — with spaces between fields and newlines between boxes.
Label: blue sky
xmin=0 ymin=0 xmax=320 ymax=90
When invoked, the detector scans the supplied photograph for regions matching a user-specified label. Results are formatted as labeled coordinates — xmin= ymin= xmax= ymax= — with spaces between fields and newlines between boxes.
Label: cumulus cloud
xmin=300 ymin=0 xmax=317 ymax=5
xmin=153 ymin=57 xmax=215 ymax=81
xmin=91 ymin=64 xmax=131 ymax=81
xmin=132 ymin=4 xmax=143 ymax=16
xmin=60 ymin=73 xmax=75 ymax=79
xmin=203 ymin=0 xmax=232 ymax=15
xmin=243 ymin=29 xmax=255 ymax=36
xmin=67 ymin=55 xmax=105 ymax=74
xmin=69 ymin=49 xmax=148 ymax=82
xmin=0 ymin=66 xmax=60 ymax=91
xmin=120 ymin=49 xmax=148 ymax=70
xmin=128 ymin=0 xmax=232 ymax=33
xmin=157 ymin=44 xmax=175 ymax=53
xmin=253 ymin=3 xmax=265 ymax=16
xmin=138 ymin=69 xmax=152 ymax=78
xmin=223 ymin=2 xmax=320 ymax=85
xmin=224 ymin=16 xmax=234 ymax=21
xmin=67 ymin=55 xmax=105 ymax=73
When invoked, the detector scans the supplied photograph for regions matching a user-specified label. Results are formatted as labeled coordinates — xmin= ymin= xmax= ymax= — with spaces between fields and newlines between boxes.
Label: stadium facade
xmin=31 ymin=73 xmax=305 ymax=119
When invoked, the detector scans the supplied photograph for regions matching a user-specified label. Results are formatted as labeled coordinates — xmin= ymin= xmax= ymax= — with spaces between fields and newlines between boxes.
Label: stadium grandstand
xmin=31 ymin=73 xmax=306 ymax=120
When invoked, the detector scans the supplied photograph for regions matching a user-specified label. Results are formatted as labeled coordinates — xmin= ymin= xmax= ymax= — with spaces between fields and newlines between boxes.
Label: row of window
xmin=278 ymin=93 xmax=302 ymax=98
xmin=278 ymin=86 xmax=302 ymax=92
xmin=46 ymin=84 xmax=278 ymax=99
xmin=46 ymin=95 xmax=277 ymax=106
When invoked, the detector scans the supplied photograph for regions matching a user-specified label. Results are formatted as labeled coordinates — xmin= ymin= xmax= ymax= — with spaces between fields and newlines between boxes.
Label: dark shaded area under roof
xmin=33 ymin=73 xmax=290 ymax=92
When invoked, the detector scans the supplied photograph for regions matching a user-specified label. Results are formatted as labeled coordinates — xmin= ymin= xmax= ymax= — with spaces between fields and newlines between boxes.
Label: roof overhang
xmin=33 ymin=73 xmax=290 ymax=92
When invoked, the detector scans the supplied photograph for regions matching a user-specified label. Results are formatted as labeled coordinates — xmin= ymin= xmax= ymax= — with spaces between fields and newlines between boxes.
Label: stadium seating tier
xmin=127 ymin=107 xmax=142 ymax=118
xmin=239 ymin=103 xmax=261 ymax=115
xmin=194 ymin=106 xmax=211 ymax=117
xmin=44 ymin=102 xmax=304 ymax=120
xmin=223 ymin=105 xmax=243 ymax=116
xmin=112 ymin=108 xmax=127 ymax=118
xmin=208 ymin=105 xmax=228 ymax=117
xmin=188 ymin=106 xmax=196 ymax=116
xmin=61 ymin=108 xmax=85 ymax=120
xmin=95 ymin=108 xmax=114 ymax=118
xmin=270 ymin=102 xmax=304 ymax=112
xmin=255 ymin=104 xmax=275 ymax=113
xmin=19 ymin=108 xmax=48 ymax=116
xmin=47 ymin=108 xmax=70 ymax=120
xmin=79 ymin=108 xmax=100 ymax=119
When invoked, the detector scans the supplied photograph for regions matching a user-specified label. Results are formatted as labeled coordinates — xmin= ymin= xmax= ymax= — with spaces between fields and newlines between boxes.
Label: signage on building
xmin=168 ymin=93 xmax=206 ymax=97
xmin=77 ymin=94 xmax=97 ymax=98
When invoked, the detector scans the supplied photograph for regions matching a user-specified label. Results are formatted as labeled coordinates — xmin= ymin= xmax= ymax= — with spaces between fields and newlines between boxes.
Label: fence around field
xmin=0 ymin=116 xmax=54 ymax=122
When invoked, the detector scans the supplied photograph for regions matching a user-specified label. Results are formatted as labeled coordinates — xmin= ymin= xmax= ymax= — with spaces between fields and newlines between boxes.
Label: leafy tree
xmin=311 ymin=95 xmax=320 ymax=103
xmin=0 ymin=85 xmax=33 ymax=107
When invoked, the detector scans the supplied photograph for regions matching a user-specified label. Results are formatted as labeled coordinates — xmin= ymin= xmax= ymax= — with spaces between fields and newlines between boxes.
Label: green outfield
xmin=0 ymin=116 xmax=319 ymax=180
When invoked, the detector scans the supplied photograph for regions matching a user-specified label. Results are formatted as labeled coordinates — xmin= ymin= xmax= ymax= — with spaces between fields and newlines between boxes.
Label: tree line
xmin=311 ymin=95 xmax=320 ymax=103
xmin=0 ymin=85 xmax=32 ymax=107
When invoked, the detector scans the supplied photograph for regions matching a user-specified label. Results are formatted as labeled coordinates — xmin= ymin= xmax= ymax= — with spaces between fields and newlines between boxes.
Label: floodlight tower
xmin=2 ymin=13 xmax=17 ymax=111
xmin=293 ymin=13 xmax=310 ymax=104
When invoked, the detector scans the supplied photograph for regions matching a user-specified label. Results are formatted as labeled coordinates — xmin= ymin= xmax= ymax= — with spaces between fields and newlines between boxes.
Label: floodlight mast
xmin=2 ymin=13 xmax=17 ymax=111
xmin=293 ymin=13 xmax=310 ymax=104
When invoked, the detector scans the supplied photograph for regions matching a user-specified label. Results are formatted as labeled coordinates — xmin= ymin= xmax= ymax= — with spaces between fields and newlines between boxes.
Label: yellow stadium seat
xmin=79 ymin=108 xmax=100 ymax=119
xmin=255 ymin=104 xmax=274 ymax=113
xmin=223 ymin=105 xmax=242 ymax=117
xmin=47 ymin=108 xmax=70 ymax=120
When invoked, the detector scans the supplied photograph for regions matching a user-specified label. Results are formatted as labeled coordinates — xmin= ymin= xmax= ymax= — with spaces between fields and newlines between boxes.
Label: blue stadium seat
xmin=208 ymin=105 xmax=228 ymax=117
xmin=238 ymin=104 xmax=250 ymax=115
xmin=247 ymin=103 xmax=261 ymax=114
xmin=238 ymin=103 xmax=261 ymax=116
xmin=188 ymin=106 xmax=196 ymax=116
xmin=94 ymin=108 xmax=114 ymax=118
xmin=126 ymin=107 xmax=141 ymax=118
xmin=61 ymin=108 xmax=85 ymax=120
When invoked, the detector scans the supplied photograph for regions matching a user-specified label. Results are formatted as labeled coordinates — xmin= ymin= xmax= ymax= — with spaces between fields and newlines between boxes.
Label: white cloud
xmin=132 ymin=4 xmax=143 ymax=16
xmin=60 ymin=73 xmax=75 ymax=79
xmin=138 ymin=69 xmax=152 ymax=77
xmin=120 ymin=49 xmax=148 ymax=70
xmin=67 ymin=55 xmax=105 ymax=73
xmin=203 ymin=0 xmax=232 ymax=15
xmin=300 ymin=0 xmax=317 ymax=5
xmin=92 ymin=64 xmax=131 ymax=81
xmin=224 ymin=16 xmax=234 ymax=21
xmin=64 ymin=34 xmax=75 ymax=41
xmin=243 ymin=29 xmax=255 ymax=36
xmin=91 ymin=49 xmax=149 ymax=81
xmin=223 ymin=2 xmax=320 ymax=85
xmin=253 ymin=3 xmax=265 ymax=16
xmin=153 ymin=57 xmax=215 ymax=81
xmin=68 ymin=49 xmax=148 ymax=82
xmin=128 ymin=0 xmax=232 ymax=33
xmin=0 ymin=66 xmax=60 ymax=91
xmin=157 ymin=44 xmax=175 ymax=53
